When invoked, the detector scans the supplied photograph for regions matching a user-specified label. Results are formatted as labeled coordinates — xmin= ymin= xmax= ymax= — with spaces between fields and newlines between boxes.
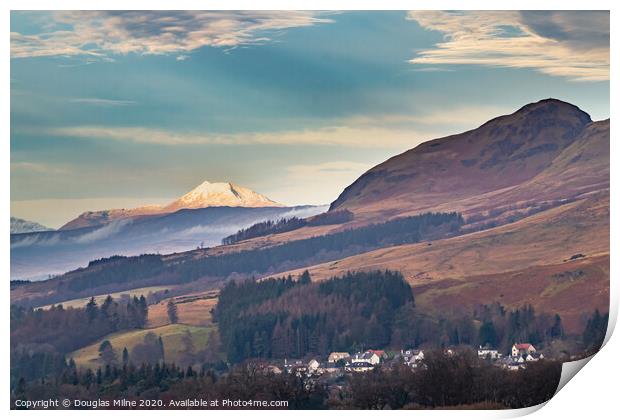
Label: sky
xmin=10 ymin=10 xmax=610 ymax=228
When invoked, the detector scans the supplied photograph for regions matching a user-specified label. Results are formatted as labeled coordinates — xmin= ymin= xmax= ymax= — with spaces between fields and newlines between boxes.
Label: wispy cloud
xmin=407 ymin=11 xmax=609 ymax=82
xmin=40 ymin=124 xmax=443 ymax=149
xmin=11 ymin=161 xmax=70 ymax=174
xmin=27 ymin=104 xmax=508 ymax=149
xmin=72 ymin=219 xmax=131 ymax=244
xmin=11 ymin=11 xmax=333 ymax=59
xmin=69 ymin=98 xmax=137 ymax=106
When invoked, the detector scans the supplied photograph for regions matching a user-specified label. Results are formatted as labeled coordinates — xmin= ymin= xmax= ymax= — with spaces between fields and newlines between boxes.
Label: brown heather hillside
xmin=275 ymin=192 xmax=609 ymax=333
xmin=329 ymin=99 xmax=604 ymax=220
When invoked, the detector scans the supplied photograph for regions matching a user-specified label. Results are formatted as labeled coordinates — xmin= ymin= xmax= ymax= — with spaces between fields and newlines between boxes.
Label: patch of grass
xmin=39 ymin=285 xmax=175 ymax=309
xmin=69 ymin=323 xmax=214 ymax=370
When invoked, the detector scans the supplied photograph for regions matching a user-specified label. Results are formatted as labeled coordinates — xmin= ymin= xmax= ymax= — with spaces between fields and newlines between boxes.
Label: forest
xmin=14 ymin=211 xmax=463 ymax=308
xmin=214 ymin=270 xmax=413 ymax=362
xmin=221 ymin=210 xmax=355 ymax=245
xmin=213 ymin=270 xmax=603 ymax=363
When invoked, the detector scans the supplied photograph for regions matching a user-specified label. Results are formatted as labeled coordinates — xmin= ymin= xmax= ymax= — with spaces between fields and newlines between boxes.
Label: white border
xmin=3 ymin=1 xmax=617 ymax=419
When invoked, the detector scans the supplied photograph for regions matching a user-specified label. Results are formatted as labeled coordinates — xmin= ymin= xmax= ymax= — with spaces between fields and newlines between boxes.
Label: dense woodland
xmin=214 ymin=270 xmax=413 ymax=362
xmin=11 ymin=295 xmax=148 ymax=386
xmin=213 ymin=271 xmax=605 ymax=362
xmin=222 ymin=210 xmax=355 ymax=245
xmin=222 ymin=217 xmax=307 ymax=245
xmin=14 ymin=212 xmax=463 ymax=308
xmin=11 ymin=351 xmax=562 ymax=409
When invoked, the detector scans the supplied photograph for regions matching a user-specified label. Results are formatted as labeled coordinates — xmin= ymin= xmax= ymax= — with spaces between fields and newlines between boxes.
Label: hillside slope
xmin=277 ymin=192 xmax=609 ymax=333
xmin=329 ymin=99 xmax=607 ymax=223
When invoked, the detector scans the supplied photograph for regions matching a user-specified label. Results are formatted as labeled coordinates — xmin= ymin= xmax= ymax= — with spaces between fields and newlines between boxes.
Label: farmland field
xmin=38 ymin=285 xmax=176 ymax=310
xmin=69 ymin=323 xmax=214 ymax=370
xmin=148 ymin=292 xmax=218 ymax=327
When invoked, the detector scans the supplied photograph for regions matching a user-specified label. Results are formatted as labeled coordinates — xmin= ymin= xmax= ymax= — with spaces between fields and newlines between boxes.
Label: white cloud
xmin=69 ymin=98 xmax=136 ymax=106
xmin=407 ymin=11 xmax=609 ymax=82
xmin=11 ymin=11 xmax=333 ymax=59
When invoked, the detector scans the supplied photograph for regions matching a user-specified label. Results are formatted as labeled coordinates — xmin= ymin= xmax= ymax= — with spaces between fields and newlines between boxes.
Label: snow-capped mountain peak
xmin=163 ymin=181 xmax=282 ymax=211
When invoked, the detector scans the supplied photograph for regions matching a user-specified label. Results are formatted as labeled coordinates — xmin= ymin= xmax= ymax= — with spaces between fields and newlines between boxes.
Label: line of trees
xmin=222 ymin=210 xmax=355 ymax=245
xmin=222 ymin=217 xmax=307 ymax=245
xmin=11 ymin=352 xmax=562 ymax=410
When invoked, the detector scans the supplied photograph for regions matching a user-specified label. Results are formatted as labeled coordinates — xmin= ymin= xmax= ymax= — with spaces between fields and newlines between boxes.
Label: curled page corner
xmin=556 ymin=354 xmax=595 ymax=395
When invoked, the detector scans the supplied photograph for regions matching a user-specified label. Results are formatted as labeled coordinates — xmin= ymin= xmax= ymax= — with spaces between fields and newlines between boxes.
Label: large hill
xmin=329 ymin=99 xmax=607 ymax=224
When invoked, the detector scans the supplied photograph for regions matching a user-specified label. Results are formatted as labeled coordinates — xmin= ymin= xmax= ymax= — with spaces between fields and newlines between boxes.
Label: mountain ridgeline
xmin=329 ymin=99 xmax=608 ymax=221
xmin=14 ymin=212 xmax=463 ymax=307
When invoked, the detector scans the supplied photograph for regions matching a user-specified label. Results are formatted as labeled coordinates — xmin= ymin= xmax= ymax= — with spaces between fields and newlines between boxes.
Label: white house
xmin=477 ymin=345 xmax=500 ymax=360
xmin=307 ymin=359 xmax=321 ymax=373
xmin=497 ymin=355 xmax=526 ymax=370
xmin=401 ymin=349 xmax=424 ymax=367
xmin=511 ymin=343 xmax=536 ymax=357
xmin=352 ymin=351 xmax=381 ymax=365
xmin=525 ymin=352 xmax=544 ymax=362
xmin=345 ymin=361 xmax=375 ymax=373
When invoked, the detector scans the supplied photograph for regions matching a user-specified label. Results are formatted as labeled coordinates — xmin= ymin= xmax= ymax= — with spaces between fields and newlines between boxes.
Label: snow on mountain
xmin=11 ymin=217 xmax=53 ymax=234
xmin=163 ymin=181 xmax=283 ymax=212
xmin=60 ymin=181 xmax=283 ymax=230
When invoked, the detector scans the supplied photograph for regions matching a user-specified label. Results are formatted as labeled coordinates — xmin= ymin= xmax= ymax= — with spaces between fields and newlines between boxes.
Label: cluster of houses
xmin=478 ymin=343 xmax=545 ymax=370
xmin=260 ymin=343 xmax=544 ymax=378
xmin=282 ymin=349 xmax=387 ymax=376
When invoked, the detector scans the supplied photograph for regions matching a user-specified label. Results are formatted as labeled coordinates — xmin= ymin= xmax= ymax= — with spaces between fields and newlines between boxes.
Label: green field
xmin=38 ymin=285 xmax=175 ymax=310
xmin=69 ymin=323 xmax=214 ymax=370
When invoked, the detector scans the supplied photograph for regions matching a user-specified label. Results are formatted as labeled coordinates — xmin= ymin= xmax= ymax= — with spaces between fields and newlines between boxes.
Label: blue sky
xmin=10 ymin=11 xmax=610 ymax=227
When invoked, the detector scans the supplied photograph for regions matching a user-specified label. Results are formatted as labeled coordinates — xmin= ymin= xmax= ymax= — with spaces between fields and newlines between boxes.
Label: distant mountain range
xmin=11 ymin=181 xmax=324 ymax=280
xmin=61 ymin=181 xmax=283 ymax=230
xmin=10 ymin=217 xmax=52 ymax=234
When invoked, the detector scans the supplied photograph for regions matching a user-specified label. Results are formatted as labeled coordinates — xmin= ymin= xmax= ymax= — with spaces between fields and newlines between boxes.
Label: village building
xmin=477 ymin=345 xmax=500 ymax=360
xmin=345 ymin=361 xmax=375 ymax=373
xmin=284 ymin=359 xmax=307 ymax=374
xmin=307 ymin=359 xmax=321 ymax=373
xmin=511 ymin=343 xmax=536 ymax=357
xmin=327 ymin=352 xmax=350 ymax=363
xmin=401 ymin=349 xmax=425 ymax=367
xmin=351 ymin=351 xmax=381 ymax=365
xmin=321 ymin=362 xmax=342 ymax=374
